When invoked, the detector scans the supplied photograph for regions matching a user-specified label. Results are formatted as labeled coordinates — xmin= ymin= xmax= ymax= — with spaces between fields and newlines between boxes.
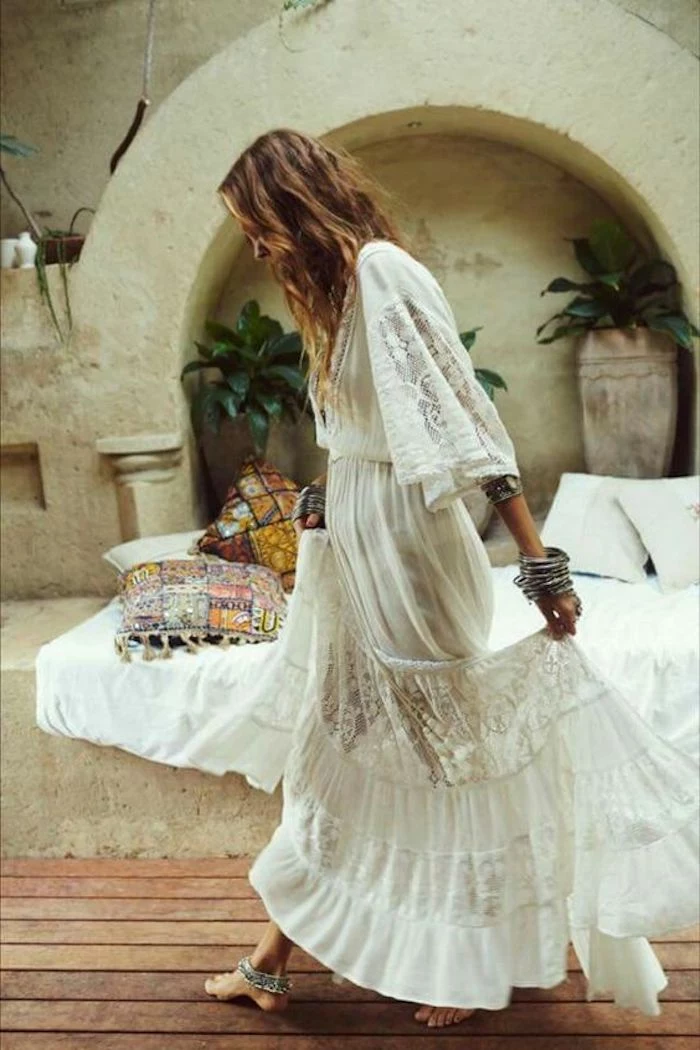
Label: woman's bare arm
xmin=490 ymin=492 xmax=546 ymax=558
xmin=489 ymin=490 xmax=578 ymax=638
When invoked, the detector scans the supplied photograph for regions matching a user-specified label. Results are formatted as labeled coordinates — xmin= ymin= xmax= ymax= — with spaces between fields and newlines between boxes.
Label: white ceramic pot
xmin=576 ymin=327 xmax=678 ymax=477
xmin=16 ymin=231 xmax=38 ymax=269
xmin=0 ymin=238 xmax=19 ymax=269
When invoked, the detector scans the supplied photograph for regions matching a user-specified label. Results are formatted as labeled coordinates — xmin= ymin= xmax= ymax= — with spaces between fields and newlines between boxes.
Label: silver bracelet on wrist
xmin=292 ymin=483 xmax=326 ymax=523
xmin=513 ymin=545 xmax=583 ymax=618
xmin=480 ymin=474 xmax=523 ymax=504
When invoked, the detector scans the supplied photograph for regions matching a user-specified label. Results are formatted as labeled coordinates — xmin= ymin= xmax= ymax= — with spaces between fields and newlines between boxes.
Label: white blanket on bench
xmin=36 ymin=565 xmax=699 ymax=792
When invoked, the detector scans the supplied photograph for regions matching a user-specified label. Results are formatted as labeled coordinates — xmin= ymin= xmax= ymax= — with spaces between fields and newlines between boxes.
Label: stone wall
xmin=1 ymin=0 xmax=698 ymax=600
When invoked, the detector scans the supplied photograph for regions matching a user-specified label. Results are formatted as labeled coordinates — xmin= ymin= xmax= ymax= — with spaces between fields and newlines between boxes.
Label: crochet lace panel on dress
xmin=366 ymin=292 xmax=519 ymax=489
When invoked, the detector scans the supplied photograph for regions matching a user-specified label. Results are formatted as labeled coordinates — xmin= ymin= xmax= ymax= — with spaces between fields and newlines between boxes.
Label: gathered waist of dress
xmin=328 ymin=449 xmax=393 ymax=466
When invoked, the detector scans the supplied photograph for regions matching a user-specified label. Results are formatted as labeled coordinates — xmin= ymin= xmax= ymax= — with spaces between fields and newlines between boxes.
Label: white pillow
xmin=102 ymin=530 xmax=206 ymax=573
xmin=616 ymin=476 xmax=700 ymax=592
xmin=540 ymin=473 xmax=649 ymax=583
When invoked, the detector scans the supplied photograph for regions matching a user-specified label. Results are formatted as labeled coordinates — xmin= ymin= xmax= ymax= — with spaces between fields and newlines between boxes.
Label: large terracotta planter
xmin=576 ymin=327 xmax=678 ymax=477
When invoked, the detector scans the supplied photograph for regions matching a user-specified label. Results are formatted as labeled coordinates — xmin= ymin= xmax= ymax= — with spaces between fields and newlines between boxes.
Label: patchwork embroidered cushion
xmin=115 ymin=558 xmax=287 ymax=662
xmin=196 ymin=458 xmax=300 ymax=591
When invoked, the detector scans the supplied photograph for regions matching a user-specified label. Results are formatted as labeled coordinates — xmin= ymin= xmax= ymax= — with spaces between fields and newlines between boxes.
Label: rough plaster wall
xmin=0 ymin=0 xmax=697 ymax=599
xmin=0 ymin=0 xmax=697 ymax=238
xmin=0 ymin=0 xmax=280 ymax=237
xmin=220 ymin=134 xmax=621 ymax=513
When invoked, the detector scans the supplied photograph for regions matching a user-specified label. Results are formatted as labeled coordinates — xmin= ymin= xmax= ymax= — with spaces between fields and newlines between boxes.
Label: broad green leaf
xmin=247 ymin=408 xmax=270 ymax=454
xmin=568 ymin=238 xmax=605 ymax=277
xmin=264 ymin=331 xmax=304 ymax=361
xmin=236 ymin=299 xmax=261 ymax=342
xmin=262 ymin=364 xmax=307 ymax=391
xmin=204 ymin=321 xmax=244 ymax=347
xmin=645 ymin=314 xmax=697 ymax=350
xmin=180 ymin=360 xmax=212 ymax=380
xmin=536 ymin=312 xmax=565 ymax=336
xmin=475 ymin=367 xmax=508 ymax=391
xmin=537 ymin=323 xmax=589 ymax=345
xmin=589 ymin=219 xmax=636 ymax=274
xmin=596 ymin=272 xmax=625 ymax=289
xmin=225 ymin=372 xmax=250 ymax=401
xmin=563 ymin=297 xmax=608 ymax=319
xmin=194 ymin=340 xmax=214 ymax=361
xmin=253 ymin=390 xmax=284 ymax=419
xmin=541 ymin=277 xmax=591 ymax=295
xmin=627 ymin=260 xmax=677 ymax=298
xmin=459 ymin=326 xmax=482 ymax=352
xmin=215 ymin=342 xmax=260 ymax=365
xmin=210 ymin=385 xmax=241 ymax=420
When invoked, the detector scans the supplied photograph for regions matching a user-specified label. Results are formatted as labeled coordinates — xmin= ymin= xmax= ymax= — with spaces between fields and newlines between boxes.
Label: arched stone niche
xmin=9 ymin=0 xmax=698 ymax=597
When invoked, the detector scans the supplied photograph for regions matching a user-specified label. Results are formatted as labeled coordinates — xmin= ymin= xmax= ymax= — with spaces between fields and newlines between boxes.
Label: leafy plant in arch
xmin=537 ymin=219 xmax=699 ymax=350
xmin=181 ymin=299 xmax=308 ymax=456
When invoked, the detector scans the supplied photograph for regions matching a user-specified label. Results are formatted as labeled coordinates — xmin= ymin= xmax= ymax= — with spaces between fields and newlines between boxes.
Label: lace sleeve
xmin=363 ymin=275 xmax=520 ymax=512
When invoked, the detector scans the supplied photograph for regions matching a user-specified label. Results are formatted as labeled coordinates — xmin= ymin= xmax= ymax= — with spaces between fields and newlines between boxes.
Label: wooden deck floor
xmin=1 ymin=857 xmax=698 ymax=1049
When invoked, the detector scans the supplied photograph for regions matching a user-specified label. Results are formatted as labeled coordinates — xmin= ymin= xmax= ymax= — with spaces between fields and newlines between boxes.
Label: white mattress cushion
xmin=102 ymin=530 xmax=205 ymax=573
xmin=617 ymin=475 xmax=700 ymax=592
xmin=540 ymin=472 xmax=649 ymax=582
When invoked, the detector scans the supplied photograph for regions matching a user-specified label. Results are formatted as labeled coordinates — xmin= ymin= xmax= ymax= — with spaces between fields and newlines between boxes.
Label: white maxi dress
xmin=216 ymin=240 xmax=699 ymax=1013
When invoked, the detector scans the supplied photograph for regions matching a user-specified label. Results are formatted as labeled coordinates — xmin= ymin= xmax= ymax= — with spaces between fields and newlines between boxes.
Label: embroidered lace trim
xmin=366 ymin=292 xmax=520 ymax=501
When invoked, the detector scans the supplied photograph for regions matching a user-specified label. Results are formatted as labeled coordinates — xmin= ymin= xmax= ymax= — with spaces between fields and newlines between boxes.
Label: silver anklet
xmin=236 ymin=955 xmax=292 ymax=994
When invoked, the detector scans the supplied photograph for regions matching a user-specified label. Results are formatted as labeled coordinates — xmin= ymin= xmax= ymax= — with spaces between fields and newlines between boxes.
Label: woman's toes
xmin=414 ymin=1005 xmax=432 ymax=1023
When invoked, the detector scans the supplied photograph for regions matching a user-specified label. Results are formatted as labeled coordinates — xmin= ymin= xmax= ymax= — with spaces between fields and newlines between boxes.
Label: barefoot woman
xmin=204 ymin=129 xmax=699 ymax=1028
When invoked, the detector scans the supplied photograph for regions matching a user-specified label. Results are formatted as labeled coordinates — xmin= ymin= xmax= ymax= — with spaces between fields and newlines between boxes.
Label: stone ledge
xmin=0 ymin=595 xmax=280 ymax=858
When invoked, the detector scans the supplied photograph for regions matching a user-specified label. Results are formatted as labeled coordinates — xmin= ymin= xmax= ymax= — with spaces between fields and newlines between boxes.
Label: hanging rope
xmin=109 ymin=0 xmax=157 ymax=174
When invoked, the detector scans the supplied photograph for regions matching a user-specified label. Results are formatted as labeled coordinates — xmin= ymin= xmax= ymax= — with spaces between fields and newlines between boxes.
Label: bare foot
xmin=204 ymin=967 xmax=289 ymax=1012
xmin=414 ymin=1004 xmax=475 ymax=1028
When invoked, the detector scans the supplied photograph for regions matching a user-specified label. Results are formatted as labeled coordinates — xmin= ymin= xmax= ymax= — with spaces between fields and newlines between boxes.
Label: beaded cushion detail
xmin=115 ymin=558 xmax=287 ymax=662
xmin=197 ymin=458 xmax=300 ymax=592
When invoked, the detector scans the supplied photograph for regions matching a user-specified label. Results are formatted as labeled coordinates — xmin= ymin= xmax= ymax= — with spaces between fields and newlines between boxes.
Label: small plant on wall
xmin=181 ymin=300 xmax=308 ymax=503
xmin=0 ymin=132 xmax=94 ymax=344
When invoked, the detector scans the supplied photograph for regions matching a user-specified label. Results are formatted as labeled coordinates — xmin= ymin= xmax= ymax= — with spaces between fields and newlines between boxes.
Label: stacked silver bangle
xmin=292 ymin=482 xmax=326 ymax=524
xmin=513 ymin=546 xmax=583 ymax=618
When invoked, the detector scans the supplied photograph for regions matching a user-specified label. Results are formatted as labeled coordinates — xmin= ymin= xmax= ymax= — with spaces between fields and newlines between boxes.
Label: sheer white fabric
xmin=246 ymin=240 xmax=699 ymax=1014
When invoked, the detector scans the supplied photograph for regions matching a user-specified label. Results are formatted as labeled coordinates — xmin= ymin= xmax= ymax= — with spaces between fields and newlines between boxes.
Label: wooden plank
xmin=1 ymin=969 xmax=697 ymax=1004
xmin=1 ymin=1000 xmax=698 ymax=1035
xmin=5 ymin=919 xmax=697 ymax=954
xmin=0 ymin=897 xmax=268 ymax=920
xmin=0 ymin=877 xmax=256 ymax=899
xmin=2 ymin=1036 xmax=698 ymax=1050
xmin=0 ymin=944 xmax=323 ymax=971
xmin=0 ymin=858 xmax=252 ymax=878
xmin=2 ymin=942 xmax=697 ymax=973
xmin=1 ymin=919 xmax=266 ymax=944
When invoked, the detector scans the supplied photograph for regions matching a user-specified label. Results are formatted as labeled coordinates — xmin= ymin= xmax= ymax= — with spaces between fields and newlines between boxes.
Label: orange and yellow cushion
xmin=197 ymin=458 xmax=299 ymax=591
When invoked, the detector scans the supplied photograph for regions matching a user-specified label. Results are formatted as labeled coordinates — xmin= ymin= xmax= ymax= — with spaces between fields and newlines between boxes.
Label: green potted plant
xmin=459 ymin=326 xmax=510 ymax=535
xmin=537 ymin=218 xmax=699 ymax=477
xmin=181 ymin=299 xmax=308 ymax=504
xmin=0 ymin=132 xmax=94 ymax=343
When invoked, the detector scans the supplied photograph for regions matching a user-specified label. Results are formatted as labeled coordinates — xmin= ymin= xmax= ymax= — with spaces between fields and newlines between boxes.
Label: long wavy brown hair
xmin=217 ymin=128 xmax=411 ymax=406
